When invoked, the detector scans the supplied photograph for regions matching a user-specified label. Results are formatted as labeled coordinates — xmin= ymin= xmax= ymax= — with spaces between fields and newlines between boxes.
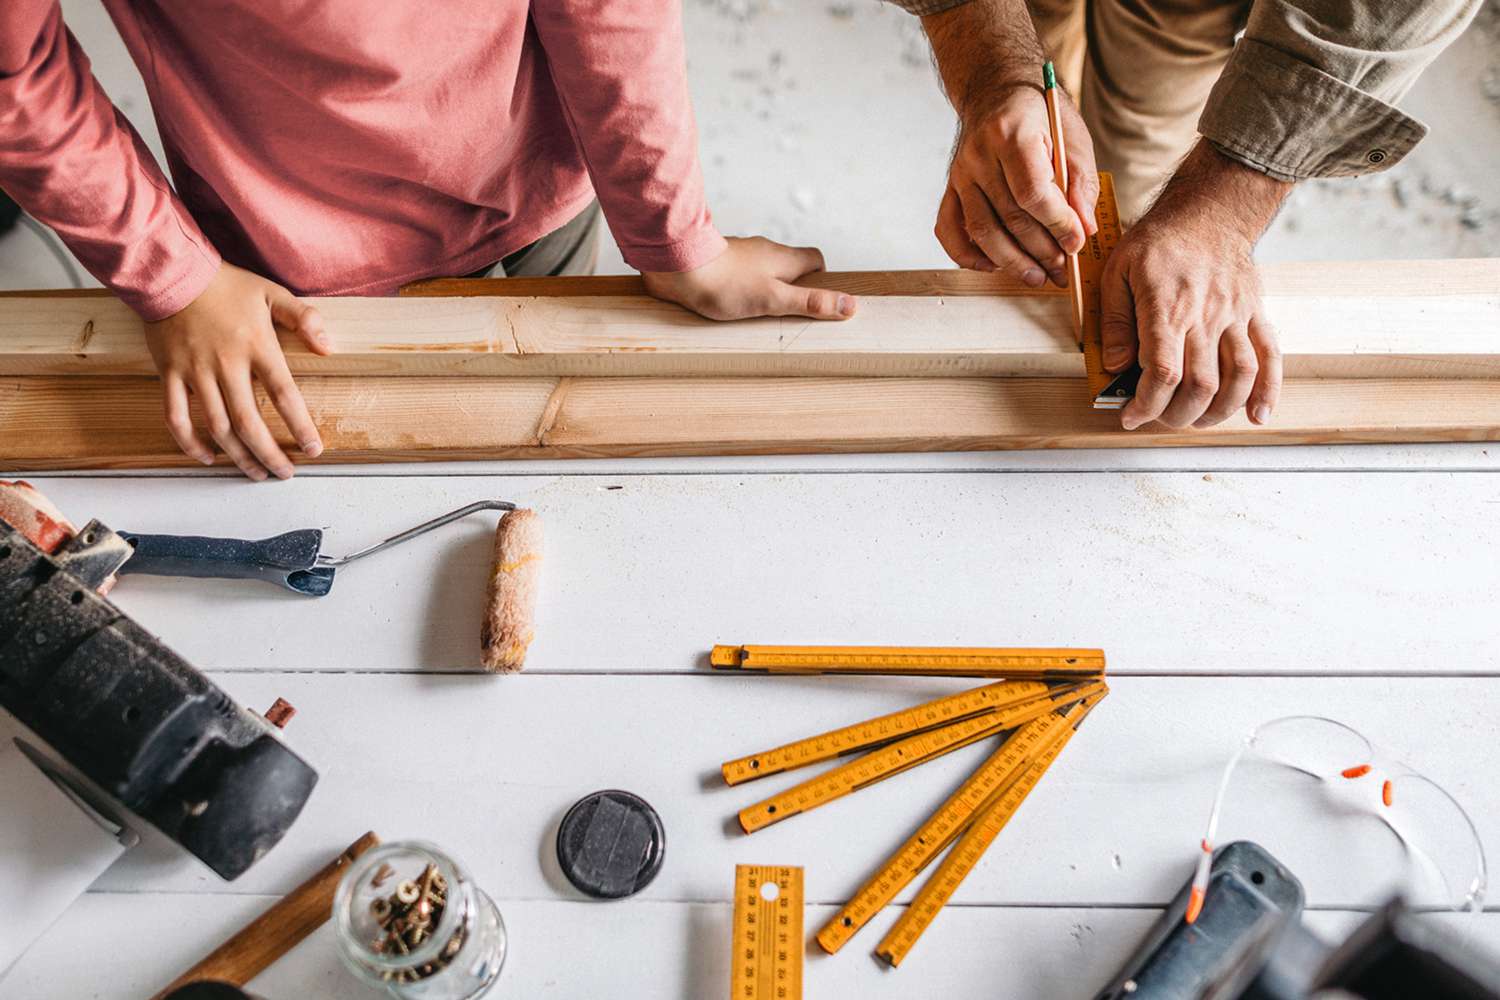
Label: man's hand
xmin=145 ymin=262 xmax=329 ymax=480
xmin=642 ymin=236 xmax=857 ymax=322
xmin=1102 ymin=143 xmax=1290 ymax=430
xmin=922 ymin=0 xmax=1097 ymax=287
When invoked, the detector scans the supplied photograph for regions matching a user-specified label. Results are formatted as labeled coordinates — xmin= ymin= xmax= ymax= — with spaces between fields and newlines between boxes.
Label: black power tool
xmin=0 ymin=486 xmax=317 ymax=880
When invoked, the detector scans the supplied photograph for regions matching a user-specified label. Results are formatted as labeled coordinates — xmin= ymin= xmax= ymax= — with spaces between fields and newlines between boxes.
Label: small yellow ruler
xmin=874 ymin=693 xmax=1102 ymax=967
xmin=732 ymin=865 xmax=804 ymax=1000
xmin=1079 ymin=172 xmax=1137 ymax=410
xmin=721 ymin=678 xmax=1074 ymax=785
xmin=711 ymin=644 xmax=1106 ymax=679
xmin=737 ymin=681 xmax=1106 ymax=834
xmin=814 ymin=700 xmax=1085 ymax=953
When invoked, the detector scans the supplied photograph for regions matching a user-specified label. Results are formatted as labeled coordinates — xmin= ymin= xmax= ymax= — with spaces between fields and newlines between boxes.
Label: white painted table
xmin=5 ymin=444 xmax=1500 ymax=999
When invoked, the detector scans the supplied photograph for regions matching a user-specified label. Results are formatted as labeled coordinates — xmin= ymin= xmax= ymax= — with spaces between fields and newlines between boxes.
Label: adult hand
xmin=642 ymin=235 xmax=857 ymax=321
xmin=936 ymin=81 xmax=1098 ymax=288
xmin=1100 ymin=143 xmax=1289 ymax=431
xmin=145 ymin=262 xmax=329 ymax=480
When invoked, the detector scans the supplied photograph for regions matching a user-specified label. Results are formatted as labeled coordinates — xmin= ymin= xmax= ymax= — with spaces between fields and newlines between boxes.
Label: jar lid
xmin=555 ymin=789 xmax=665 ymax=899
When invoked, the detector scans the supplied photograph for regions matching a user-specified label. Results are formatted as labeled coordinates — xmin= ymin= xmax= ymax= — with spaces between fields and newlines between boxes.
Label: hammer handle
xmin=149 ymin=832 xmax=379 ymax=999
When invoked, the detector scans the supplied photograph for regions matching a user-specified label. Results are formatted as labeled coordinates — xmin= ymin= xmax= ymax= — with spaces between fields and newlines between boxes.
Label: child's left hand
xmin=642 ymin=236 xmax=858 ymax=322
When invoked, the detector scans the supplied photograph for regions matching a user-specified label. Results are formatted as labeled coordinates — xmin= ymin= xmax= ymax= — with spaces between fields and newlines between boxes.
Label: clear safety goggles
xmin=1189 ymin=715 xmax=1487 ymax=923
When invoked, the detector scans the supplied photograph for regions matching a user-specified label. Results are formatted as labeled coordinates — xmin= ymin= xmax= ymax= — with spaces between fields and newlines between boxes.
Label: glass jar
xmin=334 ymin=841 xmax=507 ymax=999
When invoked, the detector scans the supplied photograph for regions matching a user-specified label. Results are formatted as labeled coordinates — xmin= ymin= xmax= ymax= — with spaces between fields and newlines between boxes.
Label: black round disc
xmin=556 ymin=789 xmax=665 ymax=899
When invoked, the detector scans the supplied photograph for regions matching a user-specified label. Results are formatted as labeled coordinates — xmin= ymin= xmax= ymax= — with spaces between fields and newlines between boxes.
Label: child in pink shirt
xmin=0 ymin=1 xmax=856 ymax=478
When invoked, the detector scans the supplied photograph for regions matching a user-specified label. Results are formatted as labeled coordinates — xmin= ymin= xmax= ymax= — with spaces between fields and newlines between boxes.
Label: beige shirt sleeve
xmin=1199 ymin=0 xmax=1484 ymax=181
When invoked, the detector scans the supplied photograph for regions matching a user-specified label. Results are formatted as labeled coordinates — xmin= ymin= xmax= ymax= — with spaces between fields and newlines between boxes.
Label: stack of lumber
xmin=1 ymin=260 xmax=1497 ymax=469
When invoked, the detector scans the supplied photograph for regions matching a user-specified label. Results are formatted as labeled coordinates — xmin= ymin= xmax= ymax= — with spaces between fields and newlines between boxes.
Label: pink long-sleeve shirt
xmin=0 ymin=1 xmax=726 ymax=320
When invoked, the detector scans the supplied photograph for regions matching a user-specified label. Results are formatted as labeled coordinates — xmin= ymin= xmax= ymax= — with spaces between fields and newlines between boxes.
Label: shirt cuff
xmin=1198 ymin=38 xmax=1428 ymax=183
xmin=620 ymin=224 xmax=729 ymax=275
xmin=113 ymin=232 xmax=222 ymax=322
xmin=883 ymin=0 xmax=971 ymax=13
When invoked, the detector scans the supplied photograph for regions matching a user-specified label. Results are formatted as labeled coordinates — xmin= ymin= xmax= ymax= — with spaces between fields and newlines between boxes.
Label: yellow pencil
xmin=1042 ymin=61 xmax=1085 ymax=350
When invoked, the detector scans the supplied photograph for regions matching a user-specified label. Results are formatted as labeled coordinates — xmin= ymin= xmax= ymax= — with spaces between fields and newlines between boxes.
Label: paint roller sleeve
xmin=481 ymin=509 xmax=543 ymax=673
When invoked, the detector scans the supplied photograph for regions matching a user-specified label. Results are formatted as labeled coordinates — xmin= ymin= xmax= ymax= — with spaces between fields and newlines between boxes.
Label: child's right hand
xmin=144 ymin=262 xmax=330 ymax=480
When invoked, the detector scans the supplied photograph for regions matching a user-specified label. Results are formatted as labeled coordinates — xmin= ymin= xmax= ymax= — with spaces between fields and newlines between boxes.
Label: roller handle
xmin=118 ymin=529 xmax=335 ymax=596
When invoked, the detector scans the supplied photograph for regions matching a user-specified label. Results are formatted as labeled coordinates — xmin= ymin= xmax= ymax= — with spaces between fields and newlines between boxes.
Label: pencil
xmin=1042 ymin=61 xmax=1085 ymax=350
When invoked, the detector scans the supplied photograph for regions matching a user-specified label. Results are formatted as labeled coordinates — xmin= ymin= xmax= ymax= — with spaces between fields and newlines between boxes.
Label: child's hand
xmin=641 ymin=236 xmax=858 ymax=322
xmin=144 ymin=262 xmax=330 ymax=480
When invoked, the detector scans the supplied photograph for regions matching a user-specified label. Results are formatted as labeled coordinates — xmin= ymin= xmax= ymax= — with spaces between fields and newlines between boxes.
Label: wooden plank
xmin=14 ymin=894 xmax=1496 ymax=1000
xmin=3 ymin=374 xmax=1499 ymax=470
xmin=20 ymin=675 xmax=1489 ymax=906
xmin=1 ymin=259 xmax=1496 ymax=378
xmin=28 ymin=471 xmax=1500 ymax=676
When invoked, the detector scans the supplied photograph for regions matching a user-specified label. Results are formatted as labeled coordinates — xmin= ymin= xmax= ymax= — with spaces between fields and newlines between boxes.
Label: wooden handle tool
xmin=481 ymin=508 xmax=544 ymax=673
xmin=149 ymin=831 xmax=379 ymax=999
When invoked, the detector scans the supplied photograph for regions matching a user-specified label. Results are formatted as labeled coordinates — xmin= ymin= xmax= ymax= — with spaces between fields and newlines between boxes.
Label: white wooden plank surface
xmin=22 ymin=471 xmax=1500 ymax=674
xmin=12 ymin=894 xmax=1497 ymax=1000
xmin=5 ymin=458 xmax=1498 ymax=999
xmin=9 ymin=674 xmax=1482 ymax=910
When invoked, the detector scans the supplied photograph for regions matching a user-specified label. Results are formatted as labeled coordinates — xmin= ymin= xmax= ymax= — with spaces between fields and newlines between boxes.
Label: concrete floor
xmin=1 ymin=0 xmax=1496 ymax=289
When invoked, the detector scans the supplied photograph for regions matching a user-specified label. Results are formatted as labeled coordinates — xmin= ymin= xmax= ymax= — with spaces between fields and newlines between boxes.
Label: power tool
xmin=0 ymin=481 xmax=317 ymax=880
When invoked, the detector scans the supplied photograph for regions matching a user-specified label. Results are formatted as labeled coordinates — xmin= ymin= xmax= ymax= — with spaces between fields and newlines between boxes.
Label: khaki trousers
xmin=1030 ymin=0 xmax=1251 ymax=223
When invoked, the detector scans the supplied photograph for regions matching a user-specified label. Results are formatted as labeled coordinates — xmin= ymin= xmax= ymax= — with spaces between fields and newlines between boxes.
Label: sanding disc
xmin=556 ymin=789 xmax=665 ymax=899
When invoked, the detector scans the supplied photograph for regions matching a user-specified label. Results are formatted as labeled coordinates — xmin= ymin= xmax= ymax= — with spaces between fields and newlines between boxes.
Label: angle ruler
xmin=711 ymin=644 xmax=1106 ymax=679
xmin=732 ymin=864 xmax=803 ymax=1000
xmin=1080 ymin=171 xmax=1140 ymax=410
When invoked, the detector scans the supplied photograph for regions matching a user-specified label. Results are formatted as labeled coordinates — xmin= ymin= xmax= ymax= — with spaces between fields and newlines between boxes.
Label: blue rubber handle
xmin=117 ymin=529 xmax=335 ymax=596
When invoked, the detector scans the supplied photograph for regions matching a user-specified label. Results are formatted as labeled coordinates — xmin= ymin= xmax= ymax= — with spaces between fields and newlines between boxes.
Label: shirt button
xmin=1367 ymin=149 xmax=1387 ymax=164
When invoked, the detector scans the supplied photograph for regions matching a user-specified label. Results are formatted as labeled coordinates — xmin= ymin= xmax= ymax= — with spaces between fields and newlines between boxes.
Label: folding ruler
xmin=717 ymin=645 xmax=1108 ymax=968
xmin=1081 ymin=171 xmax=1141 ymax=410
xmin=731 ymin=864 xmax=804 ymax=1000
xmin=711 ymin=644 xmax=1106 ymax=680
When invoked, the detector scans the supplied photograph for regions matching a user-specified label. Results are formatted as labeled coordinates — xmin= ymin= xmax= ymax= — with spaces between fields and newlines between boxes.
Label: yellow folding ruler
xmin=875 ymin=693 xmax=1102 ymax=966
xmin=711 ymin=644 xmax=1106 ymax=679
xmin=732 ymin=865 xmax=804 ymax=1000
xmin=736 ymin=680 xmax=1105 ymax=834
xmin=718 ymin=649 xmax=1107 ymax=969
xmin=1080 ymin=171 xmax=1139 ymax=410
xmin=816 ymin=696 xmax=1099 ymax=956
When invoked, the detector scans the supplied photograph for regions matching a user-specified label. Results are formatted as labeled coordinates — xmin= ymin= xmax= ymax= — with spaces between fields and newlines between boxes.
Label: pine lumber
xmin=1 ymin=259 xmax=1496 ymax=379
xmin=4 ymin=374 xmax=1498 ymax=470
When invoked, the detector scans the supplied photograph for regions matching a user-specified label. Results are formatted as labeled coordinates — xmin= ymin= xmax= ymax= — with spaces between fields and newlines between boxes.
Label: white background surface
xmin=1 ymin=3 xmax=1498 ymax=998
xmin=3 ymin=453 xmax=1499 ymax=998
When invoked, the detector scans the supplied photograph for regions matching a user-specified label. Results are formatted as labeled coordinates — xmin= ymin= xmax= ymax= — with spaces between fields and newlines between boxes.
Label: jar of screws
xmin=333 ymin=841 xmax=506 ymax=998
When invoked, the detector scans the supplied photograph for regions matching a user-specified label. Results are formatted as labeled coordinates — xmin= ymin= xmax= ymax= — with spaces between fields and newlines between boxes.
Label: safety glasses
xmin=1188 ymin=715 xmax=1487 ymax=923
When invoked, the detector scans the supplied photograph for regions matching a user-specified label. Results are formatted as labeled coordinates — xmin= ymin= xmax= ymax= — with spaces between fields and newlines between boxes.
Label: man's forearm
xmin=921 ymin=0 xmax=1043 ymax=123
xmin=1144 ymin=142 xmax=1292 ymax=248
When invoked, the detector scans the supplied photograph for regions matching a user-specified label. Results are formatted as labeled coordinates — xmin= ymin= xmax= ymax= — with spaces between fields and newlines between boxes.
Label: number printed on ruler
xmin=732 ymin=865 xmax=804 ymax=1000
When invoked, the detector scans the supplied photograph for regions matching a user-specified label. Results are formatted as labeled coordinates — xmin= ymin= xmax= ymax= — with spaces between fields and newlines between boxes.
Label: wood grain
xmin=2 ymin=259 xmax=1496 ymax=378
xmin=2 ymin=375 xmax=1498 ymax=469
xmin=148 ymin=832 xmax=379 ymax=998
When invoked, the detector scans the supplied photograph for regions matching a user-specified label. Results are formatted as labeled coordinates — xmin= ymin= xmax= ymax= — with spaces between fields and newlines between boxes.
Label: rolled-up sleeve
xmin=883 ymin=0 xmax=972 ymax=15
xmin=1199 ymin=0 xmax=1483 ymax=181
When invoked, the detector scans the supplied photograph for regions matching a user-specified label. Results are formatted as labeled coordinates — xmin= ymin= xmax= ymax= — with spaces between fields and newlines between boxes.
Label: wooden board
xmin=1 ymin=260 xmax=1496 ymax=378
xmin=4 ymin=374 xmax=1500 ymax=469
